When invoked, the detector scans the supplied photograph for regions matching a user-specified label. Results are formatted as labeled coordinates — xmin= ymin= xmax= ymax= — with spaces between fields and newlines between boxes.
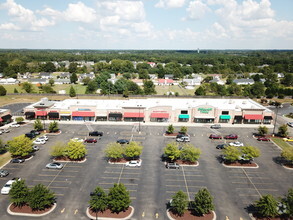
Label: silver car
xmin=46 ymin=162 xmax=63 ymax=169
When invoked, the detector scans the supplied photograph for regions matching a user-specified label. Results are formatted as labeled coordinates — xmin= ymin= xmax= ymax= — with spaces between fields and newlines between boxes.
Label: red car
xmin=209 ymin=134 xmax=222 ymax=139
xmin=224 ymin=134 xmax=238 ymax=139
xmin=257 ymin=137 xmax=270 ymax=141
xmin=84 ymin=138 xmax=97 ymax=143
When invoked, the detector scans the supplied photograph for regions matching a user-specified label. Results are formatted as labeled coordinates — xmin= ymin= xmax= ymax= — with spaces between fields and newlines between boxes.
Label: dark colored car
xmin=89 ymin=131 xmax=103 ymax=136
xmin=176 ymin=134 xmax=185 ymax=138
xmin=30 ymin=130 xmax=40 ymax=135
xmin=224 ymin=134 xmax=238 ymax=139
xmin=25 ymin=133 xmax=35 ymax=139
xmin=210 ymin=124 xmax=221 ymax=129
xmin=0 ymin=170 xmax=9 ymax=177
xmin=216 ymin=144 xmax=228 ymax=149
xmin=11 ymin=158 xmax=25 ymax=163
xmin=117 ymin=139 xmax=129 ymax=144
xmin=209 ymin=134 xmax=222 ymax=139
xmin=257 ymin=137 xmax=270 ymax=141
xmin=84 ymin=138 xmax=97 ymax=143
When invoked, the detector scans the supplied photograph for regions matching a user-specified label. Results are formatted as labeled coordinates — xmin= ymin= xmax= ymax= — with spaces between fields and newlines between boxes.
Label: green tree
xmin=89 ymin=186 xmax=108 ymax=213
xmin=0 ymin=138 xmax=6 ymax=153
xmin=68 ymin=62 xmax=78 ymax=73
xmin=285 ymin=188 xmax=293 ymax=217
xmin=9 ymin=179 xmax=29 ymax=207
xmin=69 ymin=86 xmax=76 ymax=97
xmin=143 ymin=80 xmax=156 ymax=95
xmin=50 ymin=142 xmax=67 ymax=158
xmin=108 ymin=183 xmax=131 ymax=213
xmin=195 ymin=86 xmax=206 ymax=96
xmin=278 ymin=124 xmax=288 ymax=137
xmin=193 ymin=188 xmax=214 ymax=216
xmin=14 ymin=88 xmax=18 ymax=93
xmin=255 ymin=195 xmax=278 ymax=218
xmin=223 ymin=145 xmax=242 ymax=162
xmin=48 ymin=121 xmax=59 ymax=133
xmin=34 ymin=119 xmax=43 ymax=131
xmin=104 ymin=143 xmax=124 ymax=160
xmin=241 ymin=146 xmax=260 ymax=161
xmin=281 ymin=73 xmax=293 ymax=87
xmin=85 ymin=80 xmax=97 ymax=94
xmin=180 ymin=126 xmax=187 ymax=135
xmin=258 ymin=126 xmax=268 ymax=136
xmin=170 ymin=190 xmax=188 ymax=216
xmin=48 ymin=78 xmax=55 ymax=86
xmin=15 ymin=117 xmax=24 ymax=124
xmin=28 ymin=184 xmax=56 ymax=211
xmin=66 ymin=140 xmax=87 ymax=160
xmin=124 ymin=142 xmax=143 ymax=159
xmin=22 ymin=82 xmax=33 ymax=93
xmin=0 ymin=85 xmax=7 ymax=96
xmin=180 ymin=144 xmax=201 ymax=163
xmin=251 ymin=82 xmax=265 ymax=97
xmin=164 ymin=142 xmax=180 ymax=161
xmin=82 ymin=77 xmax=91 ymax=85
xmin=7 ymin=135 xmax=32 ymax=157
xmin=281 ymin=148 xmax=293 ymax=164
xmin=167 ymin=124 xmax=174 ymax=134
xmin=41 ymin=84 xmax=56 ymax=93
xmin=70 ymin=72 xmax=78 ymax=83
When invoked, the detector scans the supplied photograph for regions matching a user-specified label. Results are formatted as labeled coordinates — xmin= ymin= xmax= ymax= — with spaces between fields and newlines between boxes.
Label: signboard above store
xmin=198 ymin=108 xmax=213 ymax=114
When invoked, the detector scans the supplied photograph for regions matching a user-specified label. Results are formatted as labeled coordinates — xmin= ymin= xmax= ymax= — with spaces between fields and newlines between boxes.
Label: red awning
xmin=150 ymin=113 xmax=169 ymax=118
xmin=244 ymin=114 xmax=263 ymax=120
xmin=72 ymin=111 xmax=95 ymax=117
xmin=124 ymin=112 xmax=145 ymax=118
xmin=36 ymin=111 xmax=47 ymax=116
xmin=0 ymin=118 xmax=3 ymax=122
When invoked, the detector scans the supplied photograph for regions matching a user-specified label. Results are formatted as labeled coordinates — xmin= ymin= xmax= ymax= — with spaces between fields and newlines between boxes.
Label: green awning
xmin=220 ymin=115 xmax=231 ymax=120
xmin=179 ymin=114 xmax=190 ymax=119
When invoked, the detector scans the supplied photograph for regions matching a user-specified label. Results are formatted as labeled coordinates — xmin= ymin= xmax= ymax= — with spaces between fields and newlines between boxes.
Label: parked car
xmin=0 ymin=129 xmax=10 ymax=133
xmin=32 ymin=145 xmax=39 ymax=151
xmin=176 ymin=136 xmax=190 ymax=142
xmin=33 ymin=139 xmax=46 ymax=145
xmin=229 ymin=141 xmax=244 ymax=147
xmin=71 ymin=138 xmax=84 ymax=142
xmin=209 ymin=134 xmax=222 ymax=139
xmin=89 ymin=131 xmax=103 ymax=136
xmin=257 ymin=137 xmax=270 ymax=141
xmin=84 ymin=138 xmax=97 ymax=143
xmin=25 ymin=133 xmax=36 ymax=139
xmin=224 ymin=134 xmax=238 ymax=139
xmin=125 ymin=160 xmax=142 ymax=167
xmin=287 ymin=122 xmax=293 ymax=128
xmin=38 ymin=135 xmax=48 ymax=141
xmin=30 ymin=130 xmax=40 ymax=135
xmin=283 ymin=137 xmax=293 ymax=142
xmin=210 ymin=124 xmax=221 ymax=129
xmin=10 ymin=123 xmax=20 ymax=128
xmin=11 ymin=158 xmax=25 ymax=163
xmin=0 ymin=170 xmax=9 ymax=177
xmin=117 ymin=139 xmax=129 ymax=144
xmin=216 ymin=144 xmax=228 ymax=149
xmin=166 ymin=162 xmax=180 ymax=169
xmin=1 ymin=178 xmax=21 ymax=194
xmin=46 ymin=162 xmax=63 ymax=169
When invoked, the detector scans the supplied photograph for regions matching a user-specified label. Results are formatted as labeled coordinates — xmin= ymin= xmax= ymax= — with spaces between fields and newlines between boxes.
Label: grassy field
xmin=155 ymin=85 xmax=197 ymax=95
xmin=271 ymin=137 xmax=292 ymax=150
xmin=0 ymin=152 xmax=11 ymax=167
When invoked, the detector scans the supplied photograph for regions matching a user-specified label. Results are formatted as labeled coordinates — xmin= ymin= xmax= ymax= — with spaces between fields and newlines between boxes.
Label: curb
xmin=222 ymin=163 xmax=259 ymax=169
xmin=7 ymin=203 xmax=57 ymax=217
xmin=86 ymin=206 xmax=134 ymax=220
xmin=166 ymin=209 xmax=216 ymax=220
xmin=282 ymin=164 xmax=293 ymax=170
xmin=25 ymin=155 xmax=34 ymax=161
xmin=108 ymin=159 xmax=142 ymax=166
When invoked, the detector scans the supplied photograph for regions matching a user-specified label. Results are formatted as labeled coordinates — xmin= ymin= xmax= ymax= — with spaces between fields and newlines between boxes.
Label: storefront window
xmin=243 ymin=119 xmax=262 ymax=124
xmin=194 ymin=118 xmax=214 ymax=123
xmin=60 ymin=116 xmax=71 ymax=121
xmin=150 ymin=118 xmax=168 ymax=122
xmin=219 ymin=119 xmax=229 ymax=123
xmin=124 ymin=117 xmax=144 ymax=122
xmin=96 ymin=116 xmax=107 ymax=121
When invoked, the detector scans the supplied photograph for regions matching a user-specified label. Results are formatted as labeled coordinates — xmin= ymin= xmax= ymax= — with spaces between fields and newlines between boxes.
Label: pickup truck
xmin=166 ymin=162 xmax=180 ymax=169
xmin=89 ymin=131 xmax=103 ymax=136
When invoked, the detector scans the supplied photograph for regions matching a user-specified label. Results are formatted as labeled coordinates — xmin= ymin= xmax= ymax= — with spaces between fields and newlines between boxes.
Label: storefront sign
xmin=198 ymin=108 xmax=213 ymax=114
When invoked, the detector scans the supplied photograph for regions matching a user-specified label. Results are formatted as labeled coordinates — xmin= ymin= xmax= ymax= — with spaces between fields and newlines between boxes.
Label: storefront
xmin=233 ymin=115 xmax=243 ymax=124
xmin=243 ymin=114 xmax=263 ymax=124
xmin=72 ymin=111 xmax=95 ymax=121
xmin=96 ymin=114 xmax=107 ymax=121
xmin=178 ymin=114 xmax=190 ymax=122
xmin=219 ymin=115 xmax=231 ymax=123
xmin=150 ymin=112 xmax=169 ymax=122
xmin=60 ymin=111 xmax=71 ymax=121
xmin=25 ymin=111 xmax=35 ymax=120
xmin=108 ymin=113 xmax=123 ymax=121
xmin=263 ymin=116 xmax=273 ymax=124
xmin=1 ymin=114 xmax=12 ymax=124
xmin=48 ymin=112 xmax=59 ymax=120
xmin=123 ymin=112 xmax=144 ymax=122
xmin=193 ymin=106 xmax=215 ymax=123
xmin=36 ymin=111 xmax=47 ymax=120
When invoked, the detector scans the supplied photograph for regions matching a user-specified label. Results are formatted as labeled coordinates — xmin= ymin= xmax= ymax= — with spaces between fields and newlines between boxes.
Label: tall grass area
xmin=0 ymin=152 xmax=11 ymax=167
xmin=271 ymin=137 xmax=292 ymax=150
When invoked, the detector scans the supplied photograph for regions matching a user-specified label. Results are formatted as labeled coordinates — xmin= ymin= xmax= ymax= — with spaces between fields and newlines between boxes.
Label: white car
xmin=32 ymin=145 xmax=39 ymax=151
xmin=38 ymin=135 xmax=48 ymax=141
xmin=287 ymin=122 xmax=293 ymax=128
xmin=46 ymin=162 xmax=63 ymax=169
xmin=71 ymin=138 xmax=84 ymax=142
xmin=229 ymin=141 xmax=244 ymax=147
xmin=125 ymin=160 xmax=142 ymax=167
xmin=33 ymin=139 xmax=46 ymax=145
xmin=10 ymin=123 xmax=20 ymax=128
xmin=1 ymin=178 xmax=21 ymax=195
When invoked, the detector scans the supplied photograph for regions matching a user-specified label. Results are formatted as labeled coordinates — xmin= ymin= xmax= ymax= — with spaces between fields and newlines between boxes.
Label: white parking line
xmin=47 ymin=163 xmax=68 ymax=188
xmin=118 ymin=165 xmax=125 ymax=184
xmin=181 ymin=166 xmax=190 ymax=201
xmin=240 ymin=168 xmax=261 ymax=197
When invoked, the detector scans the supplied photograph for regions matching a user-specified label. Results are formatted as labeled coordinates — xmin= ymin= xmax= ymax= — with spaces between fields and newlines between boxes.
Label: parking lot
xmin=0 ymin=122 xmax=292 ymax=220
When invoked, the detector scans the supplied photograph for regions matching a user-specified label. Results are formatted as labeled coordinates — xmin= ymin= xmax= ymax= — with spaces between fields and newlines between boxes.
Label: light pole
xmin=137 ymin=105 xmax=142 ymax=133
xmin=273 ymin=105 xmax=280 ymax=135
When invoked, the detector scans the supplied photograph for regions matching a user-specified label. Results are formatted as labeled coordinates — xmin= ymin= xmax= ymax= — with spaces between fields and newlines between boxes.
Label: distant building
xmin=55 ymin=79 xmax=70 ymax=84
xmin=0 ymin=78 xmax=19 ymax=84
xmin=277 ymin=73 xmax=284 ymax=78
xmin=39 ymin=72 xmax=52 ymax=79
xmin=28 ymin=79 xmax=47 ymax=84
xmin=233 ymin=79 xmax=255 ymax=85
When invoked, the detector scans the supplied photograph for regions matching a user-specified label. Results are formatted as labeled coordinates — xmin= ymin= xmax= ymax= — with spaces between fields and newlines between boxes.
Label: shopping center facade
xmin=23 ymin=97 xmax=274 ymax=125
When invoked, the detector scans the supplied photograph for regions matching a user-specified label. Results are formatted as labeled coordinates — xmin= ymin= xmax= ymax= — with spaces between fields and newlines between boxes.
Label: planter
xmin=53 ymin=156 xmax=86 ymax=163
xmin=86 ymin=206 xmax=134 ymax=219
xmin=223 ymin=161 xmax=259 ymax=168
xmin=7 ymin=203 xmax=56 ymax=217
xmin=167 ymin=209 xmax=216 ymax=220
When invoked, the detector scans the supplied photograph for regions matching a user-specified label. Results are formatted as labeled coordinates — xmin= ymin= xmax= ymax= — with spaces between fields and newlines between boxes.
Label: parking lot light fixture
xmin=137 ymin=105 xmax=142 ymax=134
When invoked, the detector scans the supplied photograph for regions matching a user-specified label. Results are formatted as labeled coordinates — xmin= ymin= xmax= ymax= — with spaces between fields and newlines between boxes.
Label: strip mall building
xmin=23 ymin=98 xmax=274 ymax=125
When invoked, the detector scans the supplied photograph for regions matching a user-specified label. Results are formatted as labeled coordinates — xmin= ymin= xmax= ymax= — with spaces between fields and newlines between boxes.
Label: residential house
xmin=0 ymin=78 xmax=19 ymax=84
xmin=157 ymin=79 xmax=176 ymax=85
xmin=182 ymin=78 xmax=202 ymax=86
xmin=28 ymin=78 xmax=47 ymax=84
xmin=209 ymin=75 xmax=225 ymax=85
xmin=149 ymin=74 xmax=157 ymax=80
xmin=233 ymin=79 xmax=255 ymax=85
xmin=131 ymin=79 xmax=144 ymax=86
xmin=164 ymin=74 xmax=174 ymax=79
xmin=110 ymin=74 xmax=116 ymax=79
xmin=147 ymin=62 xmax=156 ymax=68
xmin=277 ymin=73 xmax=284 ymax=78
xmin=39 ymin=72 xmax=52 ymax=79
xmin=60 ymin=72 xmax=71 ymax=79
xmin=55 ymin=79 xmax=71 ymax=84
xmin=249 ymin=73 xmax=263 ymax=77
xmin=78 ymin=73 xmax=95 ymax=82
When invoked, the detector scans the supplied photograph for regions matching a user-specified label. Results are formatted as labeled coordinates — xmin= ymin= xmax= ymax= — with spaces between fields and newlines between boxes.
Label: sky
xmin=0 ymin=0 xmax=292 ymax=50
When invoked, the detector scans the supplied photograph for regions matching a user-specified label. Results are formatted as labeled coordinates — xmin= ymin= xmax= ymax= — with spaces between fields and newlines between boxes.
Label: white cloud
xmin=155 ymin=0 xmax=185 ymax=8
xmin=185 ymin=0 xmax=211 ymax=20
xmin=64 ymin=2 xmax=97 ymax=23
xmin=0 ymin=22 xmax=20 ymax=30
